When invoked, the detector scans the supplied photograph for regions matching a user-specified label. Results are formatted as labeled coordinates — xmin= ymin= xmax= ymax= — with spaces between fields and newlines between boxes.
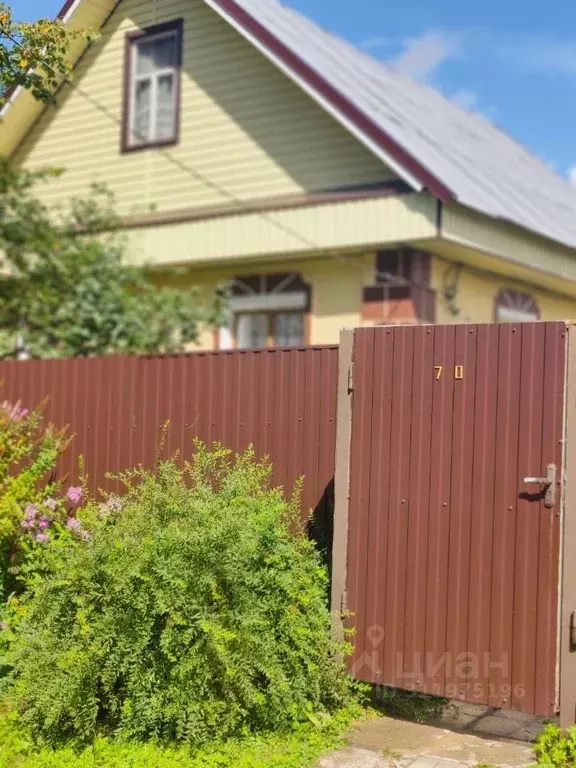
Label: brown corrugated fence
xmin=0 ymin=346 xmax=338 ymax=525
xmin=2 ymin=326 xmax=573 ymax=718
xmin=344 ymin=323 xmax=566 ymax=717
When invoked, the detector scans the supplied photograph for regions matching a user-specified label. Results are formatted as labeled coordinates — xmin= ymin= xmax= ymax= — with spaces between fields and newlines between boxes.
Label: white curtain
xmin=132 ymin=34 xmax=177 ymax=144
xmin=236 ymin=314 xmax=268 ymax=349
xmin=273 ymin=313 xmax=304 ymax=347
xmin=133 ymin=79 xmax=151 ymax=143
xmin=156 ymin=74 xmax=175 ymax=140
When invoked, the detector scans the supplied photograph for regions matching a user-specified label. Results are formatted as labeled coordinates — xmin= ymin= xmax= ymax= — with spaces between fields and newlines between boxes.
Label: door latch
xmin=523 ymin=463 xmax=556 ymax=508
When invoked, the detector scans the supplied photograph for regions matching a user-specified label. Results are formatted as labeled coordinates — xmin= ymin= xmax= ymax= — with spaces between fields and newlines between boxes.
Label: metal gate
xmin=332 ymin=323 xmax=573 ymax=719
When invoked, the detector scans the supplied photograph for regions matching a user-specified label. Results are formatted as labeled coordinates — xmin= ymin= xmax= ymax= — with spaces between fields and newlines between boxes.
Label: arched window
xmin=219 ymin=273 xmax=310 ymax=350
xmin=494 ymin=289 xmax=540 ymax=323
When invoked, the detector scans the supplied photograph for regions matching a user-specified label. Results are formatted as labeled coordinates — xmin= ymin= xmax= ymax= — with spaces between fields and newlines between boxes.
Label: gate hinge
xmin=348 ymin=363 xmax=354 ymax=393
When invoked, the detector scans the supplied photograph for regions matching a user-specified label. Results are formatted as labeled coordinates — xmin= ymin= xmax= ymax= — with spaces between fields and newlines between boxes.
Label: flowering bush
xmin=4 ymin=445 xmax=352 ymax=748
xmin=17 ymin=488 xmax=90 ymax=546
xmin=0 ymin=400 xmax=69 ymax=601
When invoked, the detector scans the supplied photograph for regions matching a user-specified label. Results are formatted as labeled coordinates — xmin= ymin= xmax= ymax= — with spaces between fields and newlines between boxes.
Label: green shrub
xmin=0 ymin=702 xmax=360 ymax=767
xmin=533 ymin=723 xmax=576 ymax=766
xmin=0 ymin=399 xmax=68 ymax=601
xmin=5 ymin=445 xmax=352 ymax=747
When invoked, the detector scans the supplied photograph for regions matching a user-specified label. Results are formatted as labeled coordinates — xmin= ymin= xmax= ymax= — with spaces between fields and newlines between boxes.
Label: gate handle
xmin=523 ymin=463 xmax=556 ymax=509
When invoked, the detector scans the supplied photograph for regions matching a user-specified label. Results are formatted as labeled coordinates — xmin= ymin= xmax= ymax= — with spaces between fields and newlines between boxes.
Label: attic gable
xmin=4 ymin=0 xmax=576 ymax=251
xmin=7 ymin=0 xmax=395 ymax=216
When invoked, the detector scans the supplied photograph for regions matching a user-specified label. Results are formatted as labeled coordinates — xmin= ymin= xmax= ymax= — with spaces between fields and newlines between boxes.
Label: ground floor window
xmin=235 ymin=311 xmax=305 ymax=349
xmin=218 ymin=273 xmax=310 ymax=350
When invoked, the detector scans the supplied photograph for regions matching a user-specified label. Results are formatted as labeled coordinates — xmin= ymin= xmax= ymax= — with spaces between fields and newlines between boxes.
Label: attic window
xmin=123 ymin=19 xmax=183 ymax=151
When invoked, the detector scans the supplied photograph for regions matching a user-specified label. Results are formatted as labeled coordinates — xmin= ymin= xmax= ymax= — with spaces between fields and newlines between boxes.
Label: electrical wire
xmin=6 ymin=15 xmax=570 ymax=309
xmin=0 ymin=23 xmax=439 ymax=296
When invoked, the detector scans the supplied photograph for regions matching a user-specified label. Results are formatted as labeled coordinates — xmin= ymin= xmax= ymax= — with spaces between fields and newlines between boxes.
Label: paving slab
xmin=317 ymin=747 xmax=388 ymax=767
xmin=317 ymin=715 xmax=535 ymax=767
xmin=431 ymin=701 xmax=547 ymax=742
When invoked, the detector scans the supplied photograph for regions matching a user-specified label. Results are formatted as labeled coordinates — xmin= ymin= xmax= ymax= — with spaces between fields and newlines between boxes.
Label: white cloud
xmin=451 ymin=88 xmax=478 ymax=110
xmin=568 ymin=166 xmax=576 ymax=186
xmin=374 ymin=29 xmax=576 ymax=81
xmin=390 ymin=31 xmax=460 ymax=82
xmin=376 ymin=31 xmax=486 ymax=115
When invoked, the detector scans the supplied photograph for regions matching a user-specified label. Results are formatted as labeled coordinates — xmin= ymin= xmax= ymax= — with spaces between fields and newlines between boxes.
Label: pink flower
xmin=66 ymin=517 xmax=81 ymax=530
xmin=24 ymin=503 xmax=38 ymax=520
xmin=44 ymin=497 xmax=58 ymax=511
xmin=20 ymin=519 xmax=33 ymax=530
xmin=35 ymin=532 xmax=50 ymax=543
xmin=99 ymin=496 xmax=122 ymax=518
xmin=38 ymin=518 xmax=51 ymax=530
xmin=1 ymin=401 xmax=29 ymax=421
xmin=82 ymin=531 xmax=91 ymax=541
xmin=66 ymin=487 xmax=83 ymax=507
xmin=106 ymin=496 xmax=122 ymax=512
xmin=0 ymin=621 xmax=7 ymax=631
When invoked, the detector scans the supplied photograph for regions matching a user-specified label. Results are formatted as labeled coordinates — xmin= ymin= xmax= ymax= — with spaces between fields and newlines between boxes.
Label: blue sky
xmin=16 ymin=0 xmax=576 ymax=182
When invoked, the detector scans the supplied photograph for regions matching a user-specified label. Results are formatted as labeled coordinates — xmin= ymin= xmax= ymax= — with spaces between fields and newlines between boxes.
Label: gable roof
xmin=7 ymin=0 xmax=576 ymax=251
xmin=207 ymin=0 xmax=576 ymax=251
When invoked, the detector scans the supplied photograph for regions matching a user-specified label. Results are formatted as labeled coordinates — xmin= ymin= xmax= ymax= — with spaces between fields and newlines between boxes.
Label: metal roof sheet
xmin=216 ymin=0 xmax=576 ymax=250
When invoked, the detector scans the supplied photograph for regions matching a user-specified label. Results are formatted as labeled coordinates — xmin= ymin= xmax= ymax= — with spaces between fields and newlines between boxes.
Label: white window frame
xmin=219 ymin=292 xmax=308 ymax=350
xmin=229 ymin=293 xmax=307 ymax=313
xmin=126 ymin=23 xmax=182 ymax=149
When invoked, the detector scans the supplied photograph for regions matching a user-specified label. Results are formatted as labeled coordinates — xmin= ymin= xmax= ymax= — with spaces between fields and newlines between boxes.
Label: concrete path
xmin=317 ymin=716 xmax=535 ymax=767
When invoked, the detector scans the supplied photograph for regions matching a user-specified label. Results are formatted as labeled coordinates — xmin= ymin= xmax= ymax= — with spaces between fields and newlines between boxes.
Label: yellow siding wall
xmin=178 ymin=253 xmax=372 ymax=349
xmin=13 ymin=0 xmax=392 ymax=217
xmin=163 ymin=249 xmax=576 ymax=353
xmin=442 ymin=203 xmax=576 ymax=283
xmin=431 ymin=256 xmax=576 ymax=324
xmin=123 ymin=194 xmax=438 ymax=266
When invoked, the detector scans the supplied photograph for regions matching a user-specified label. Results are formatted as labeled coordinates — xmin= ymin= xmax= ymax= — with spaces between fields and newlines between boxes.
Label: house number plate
xmin=435 ymin=365 xmax=464 ymax=380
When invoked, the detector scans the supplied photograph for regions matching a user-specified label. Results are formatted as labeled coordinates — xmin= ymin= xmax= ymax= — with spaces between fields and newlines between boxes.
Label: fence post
xmin=331 ymin=329 xmax=354 ymax=645
xmin=560 ymin=322 xmax=576 ymax=727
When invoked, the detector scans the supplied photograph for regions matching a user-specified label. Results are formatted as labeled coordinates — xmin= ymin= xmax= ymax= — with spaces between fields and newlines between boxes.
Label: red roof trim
xmin=208 ymin=0 xmax=454 ymax=202
xmin=57 ymin=0 xmax=76 ymax=19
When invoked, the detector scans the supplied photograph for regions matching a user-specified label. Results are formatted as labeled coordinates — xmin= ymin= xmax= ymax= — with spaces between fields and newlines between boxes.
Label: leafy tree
xmin=0 ymin=162 xmax=226 ymax=358
xmin=0 ymin=7 xmax=226 ymax=358
xmin=0 ymin=2 xmax=88 ymax=106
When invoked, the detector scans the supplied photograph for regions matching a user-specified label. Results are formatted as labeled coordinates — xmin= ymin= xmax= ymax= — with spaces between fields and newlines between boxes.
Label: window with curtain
xmin=218 ymin=274 xmax=310 ymax=350
xmin=235 ymin=311 xmax=305 ymax=349
xmin=125 ymin=21 xmax=182 ymax=149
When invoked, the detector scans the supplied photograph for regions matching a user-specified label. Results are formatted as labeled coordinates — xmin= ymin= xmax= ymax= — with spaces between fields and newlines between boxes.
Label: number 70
xmin=435 ymin=365 xmax=464 ymax=380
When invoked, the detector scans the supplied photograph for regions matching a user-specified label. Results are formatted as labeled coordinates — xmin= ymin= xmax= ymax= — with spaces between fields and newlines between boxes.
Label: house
xmin=3 ymin=0 xmax=576 ymax=349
